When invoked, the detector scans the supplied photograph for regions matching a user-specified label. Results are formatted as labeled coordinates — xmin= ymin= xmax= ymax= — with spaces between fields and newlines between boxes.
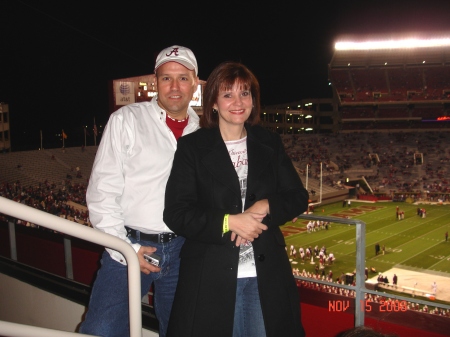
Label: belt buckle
xmin=159 ymin=233 xmax=174 ymax=243
xmin=160 ymin=233 xmax=170 ymax=243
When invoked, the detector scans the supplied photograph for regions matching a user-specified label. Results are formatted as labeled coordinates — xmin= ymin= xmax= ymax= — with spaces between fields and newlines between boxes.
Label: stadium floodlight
xmin=335 ymin=38 xmax=450 ymax=50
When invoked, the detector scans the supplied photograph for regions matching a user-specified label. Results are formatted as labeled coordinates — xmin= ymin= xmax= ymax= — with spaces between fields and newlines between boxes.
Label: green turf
xmin=282 ymin=201 xmax=450 ymax=278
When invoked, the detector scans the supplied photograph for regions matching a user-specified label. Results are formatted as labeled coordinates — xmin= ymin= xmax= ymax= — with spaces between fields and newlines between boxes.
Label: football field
xmin=282 ymin=201 xmax=450 ymax=297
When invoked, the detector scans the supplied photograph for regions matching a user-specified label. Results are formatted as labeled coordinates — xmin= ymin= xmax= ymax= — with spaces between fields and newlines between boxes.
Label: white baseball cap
xmin=154 ymin=45 xmax=198 ymax=75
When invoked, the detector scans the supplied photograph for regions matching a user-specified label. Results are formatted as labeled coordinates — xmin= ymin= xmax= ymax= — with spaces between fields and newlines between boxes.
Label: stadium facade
xmin=0 ymin=103 xmax=10 ymax=152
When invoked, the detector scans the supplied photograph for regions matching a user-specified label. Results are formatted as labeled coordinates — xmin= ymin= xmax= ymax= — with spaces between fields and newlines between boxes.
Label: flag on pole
xmin=93 ymin=118 xmax=98 ymax=146
xmin=62 ymin=130 xmax=68 ymax=139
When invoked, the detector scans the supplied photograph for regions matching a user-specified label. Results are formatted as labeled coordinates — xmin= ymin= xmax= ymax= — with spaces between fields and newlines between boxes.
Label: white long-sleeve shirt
xmin=86 ymin=98 xmax=199 ymax=264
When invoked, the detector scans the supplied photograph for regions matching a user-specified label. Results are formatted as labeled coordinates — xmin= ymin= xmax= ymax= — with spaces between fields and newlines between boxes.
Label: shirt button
xmin=258 ymin=254 xmax=265 ymax=262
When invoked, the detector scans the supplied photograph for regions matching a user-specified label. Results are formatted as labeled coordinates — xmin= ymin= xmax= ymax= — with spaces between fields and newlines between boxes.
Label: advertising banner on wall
xmin=115 ymin=82 xmax=135 ymax=106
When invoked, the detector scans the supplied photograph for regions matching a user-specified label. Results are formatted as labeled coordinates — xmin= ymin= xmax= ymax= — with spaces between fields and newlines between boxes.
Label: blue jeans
xmin=233 ymin=277 xmax=266 ymax=337
xmin=79 ymin=235 xmax=185 ymax=337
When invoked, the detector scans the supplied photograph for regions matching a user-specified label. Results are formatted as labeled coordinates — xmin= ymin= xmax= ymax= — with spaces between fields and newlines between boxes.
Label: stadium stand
xmin=0 ymin=146 xmax=97 ymax=188
xmin=282 ymin=131 xmax=450 ymax=199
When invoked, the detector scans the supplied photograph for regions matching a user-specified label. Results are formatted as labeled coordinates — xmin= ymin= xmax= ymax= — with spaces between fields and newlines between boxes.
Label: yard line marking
xmin=394 ymin=227 xmax=447 ymax=265
xmin=429 ymin=253 xmax=450 ymax=269
xmin=395 ymin=225 xmax=447 ymax=249
xmin=367 ymin=210 xmax=450 ymax=244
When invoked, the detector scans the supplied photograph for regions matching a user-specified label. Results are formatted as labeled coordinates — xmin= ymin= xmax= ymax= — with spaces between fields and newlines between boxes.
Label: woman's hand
xmin=244 ymin=199 xmax=270 ymax=215
xmin=229 ymin=212 xmax=268 ymax=246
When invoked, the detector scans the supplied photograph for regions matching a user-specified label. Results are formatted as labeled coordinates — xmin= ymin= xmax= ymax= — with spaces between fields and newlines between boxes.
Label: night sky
xmin=3 ymin=0 xmax=450 ymax=150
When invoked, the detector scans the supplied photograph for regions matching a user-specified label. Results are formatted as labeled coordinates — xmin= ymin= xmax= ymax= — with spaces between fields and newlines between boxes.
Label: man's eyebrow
xmin=158 ymin=73 xmax=191 ymax=77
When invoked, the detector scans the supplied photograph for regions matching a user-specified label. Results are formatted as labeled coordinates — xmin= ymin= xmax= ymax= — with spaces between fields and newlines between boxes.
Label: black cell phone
xmin=143 ymin=252 xmax=161 ymax=267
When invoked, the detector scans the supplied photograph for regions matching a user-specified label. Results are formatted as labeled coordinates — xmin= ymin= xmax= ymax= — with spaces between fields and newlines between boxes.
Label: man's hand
xmin=138 ymin=246 xmax=161 ymax=275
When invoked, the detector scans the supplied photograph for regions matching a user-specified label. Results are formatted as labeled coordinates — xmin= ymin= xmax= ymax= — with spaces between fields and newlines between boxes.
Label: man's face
xmin=155 ymin=62 xmax=198 ymax=119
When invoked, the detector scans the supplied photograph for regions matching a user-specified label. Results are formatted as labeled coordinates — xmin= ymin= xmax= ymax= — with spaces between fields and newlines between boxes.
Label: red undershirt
xmin=166 ymin=114 xmax=189 ymax=140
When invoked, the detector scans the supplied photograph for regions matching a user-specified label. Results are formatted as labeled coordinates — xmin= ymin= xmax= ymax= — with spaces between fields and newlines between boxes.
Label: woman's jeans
xmin=233 ymin=277 xmax=266 ymax=337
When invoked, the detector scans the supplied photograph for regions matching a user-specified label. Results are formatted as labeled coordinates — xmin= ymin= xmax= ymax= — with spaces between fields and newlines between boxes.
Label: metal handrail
xmin=295 ymin=213 xmax=366 ymax=326
xmin=295 ymin=213 xmax=450 ymax=321
xmin=0 ymin=320 xmax=92 ymax=337
xmin=0 ymin=196 xmax=143 ymax=337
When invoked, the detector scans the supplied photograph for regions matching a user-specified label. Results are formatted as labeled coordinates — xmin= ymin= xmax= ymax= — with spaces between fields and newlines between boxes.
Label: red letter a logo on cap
xmin=166 ymin=48 xmax=179 ymax=56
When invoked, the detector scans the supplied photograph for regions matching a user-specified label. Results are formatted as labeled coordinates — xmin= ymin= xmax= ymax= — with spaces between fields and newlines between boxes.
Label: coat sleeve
xmin=265 ymin=133 xmax=309 ymax=227
xmin=163 ymin=137 xmax=231 ymax=245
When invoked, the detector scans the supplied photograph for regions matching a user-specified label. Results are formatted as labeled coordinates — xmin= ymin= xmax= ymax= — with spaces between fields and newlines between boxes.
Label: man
xmin=431 ymin=281 xmax=437 ymax=295
xmin=79 ymin=45 xmax=200 ymax=337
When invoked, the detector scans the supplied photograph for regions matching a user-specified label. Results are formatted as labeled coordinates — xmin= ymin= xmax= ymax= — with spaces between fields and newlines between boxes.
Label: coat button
xmin=248 ymin=194 xmax=256 ymax=201
xmin=258 ymin=254 xmax=265 ymax=262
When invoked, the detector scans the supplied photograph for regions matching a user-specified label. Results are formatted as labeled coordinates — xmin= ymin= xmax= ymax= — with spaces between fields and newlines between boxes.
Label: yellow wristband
xmin=223 ymin=214 xmax=229 ymax=233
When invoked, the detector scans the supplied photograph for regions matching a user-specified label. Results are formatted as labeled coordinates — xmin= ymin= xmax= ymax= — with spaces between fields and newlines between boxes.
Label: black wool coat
xmin=164 ymin=124 xmax=308 ymax=337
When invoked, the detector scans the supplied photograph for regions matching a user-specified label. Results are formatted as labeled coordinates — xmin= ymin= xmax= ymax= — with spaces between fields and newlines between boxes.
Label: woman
xmin=163 ymin=62 xmax=308 ymax=337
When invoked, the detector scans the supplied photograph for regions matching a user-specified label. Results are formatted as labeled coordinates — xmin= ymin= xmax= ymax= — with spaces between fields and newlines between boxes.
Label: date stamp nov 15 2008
xmin=328 ymin=300 xmax=408 ymax=312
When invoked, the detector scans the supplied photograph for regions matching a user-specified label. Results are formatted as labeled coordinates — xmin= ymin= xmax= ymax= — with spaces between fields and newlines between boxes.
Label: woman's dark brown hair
xmin=200 ymin=62 xmax=261 ymax=128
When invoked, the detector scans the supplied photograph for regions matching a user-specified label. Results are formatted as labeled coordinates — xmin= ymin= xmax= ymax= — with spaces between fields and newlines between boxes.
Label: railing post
xmin=296 ymin=213 xmax=366 ymax=327
xmin=354 ymin=222 xmax=365 ymax=326
xmin=63 ymin=236 xmax=74 ymax=280
xmin=8 ymin=220 xmax=17 ymax=261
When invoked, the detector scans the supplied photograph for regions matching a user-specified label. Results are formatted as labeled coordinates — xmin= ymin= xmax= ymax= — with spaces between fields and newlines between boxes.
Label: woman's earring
xmin=212 ymin=108 xmax=218 ymax=114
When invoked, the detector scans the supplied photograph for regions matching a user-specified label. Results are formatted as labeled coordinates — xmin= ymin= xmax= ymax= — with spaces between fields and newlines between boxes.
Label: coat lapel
xmin=198 ymin=128 xmax=241 ymax=197
xmin=246 ymin=126 xmax=274 ymax=183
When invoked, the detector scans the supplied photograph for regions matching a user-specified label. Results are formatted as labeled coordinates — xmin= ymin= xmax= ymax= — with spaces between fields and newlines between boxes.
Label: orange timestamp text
xmin=328 ymin=300 xmax=408 ymax=312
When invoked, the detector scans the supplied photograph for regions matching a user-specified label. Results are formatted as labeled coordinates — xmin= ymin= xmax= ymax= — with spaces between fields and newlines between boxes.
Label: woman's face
xmin=214 ymin=82 xmax=252 ymax=129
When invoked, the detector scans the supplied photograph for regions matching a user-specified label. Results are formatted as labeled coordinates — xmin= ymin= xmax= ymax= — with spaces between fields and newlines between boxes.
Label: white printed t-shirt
xmin=225 ymin=136 xmax=257 ymax=278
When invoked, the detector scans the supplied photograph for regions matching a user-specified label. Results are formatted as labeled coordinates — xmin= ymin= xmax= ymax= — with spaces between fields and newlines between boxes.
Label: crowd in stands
xmin=0 ymin=179 xmax=90 ymax=229
xmin=331 ymin=66 xmax=450 ymax=104
xmin=282 ymin=131 xmax=450 ymax=199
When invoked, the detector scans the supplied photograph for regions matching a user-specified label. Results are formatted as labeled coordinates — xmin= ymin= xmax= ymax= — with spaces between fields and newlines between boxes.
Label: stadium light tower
xmin=335 ymin=37 xmax=450 ymax=51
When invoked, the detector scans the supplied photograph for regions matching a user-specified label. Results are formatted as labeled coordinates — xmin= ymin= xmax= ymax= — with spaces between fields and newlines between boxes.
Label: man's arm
xmin=86 ymin=112 xmax=140 ymax=264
